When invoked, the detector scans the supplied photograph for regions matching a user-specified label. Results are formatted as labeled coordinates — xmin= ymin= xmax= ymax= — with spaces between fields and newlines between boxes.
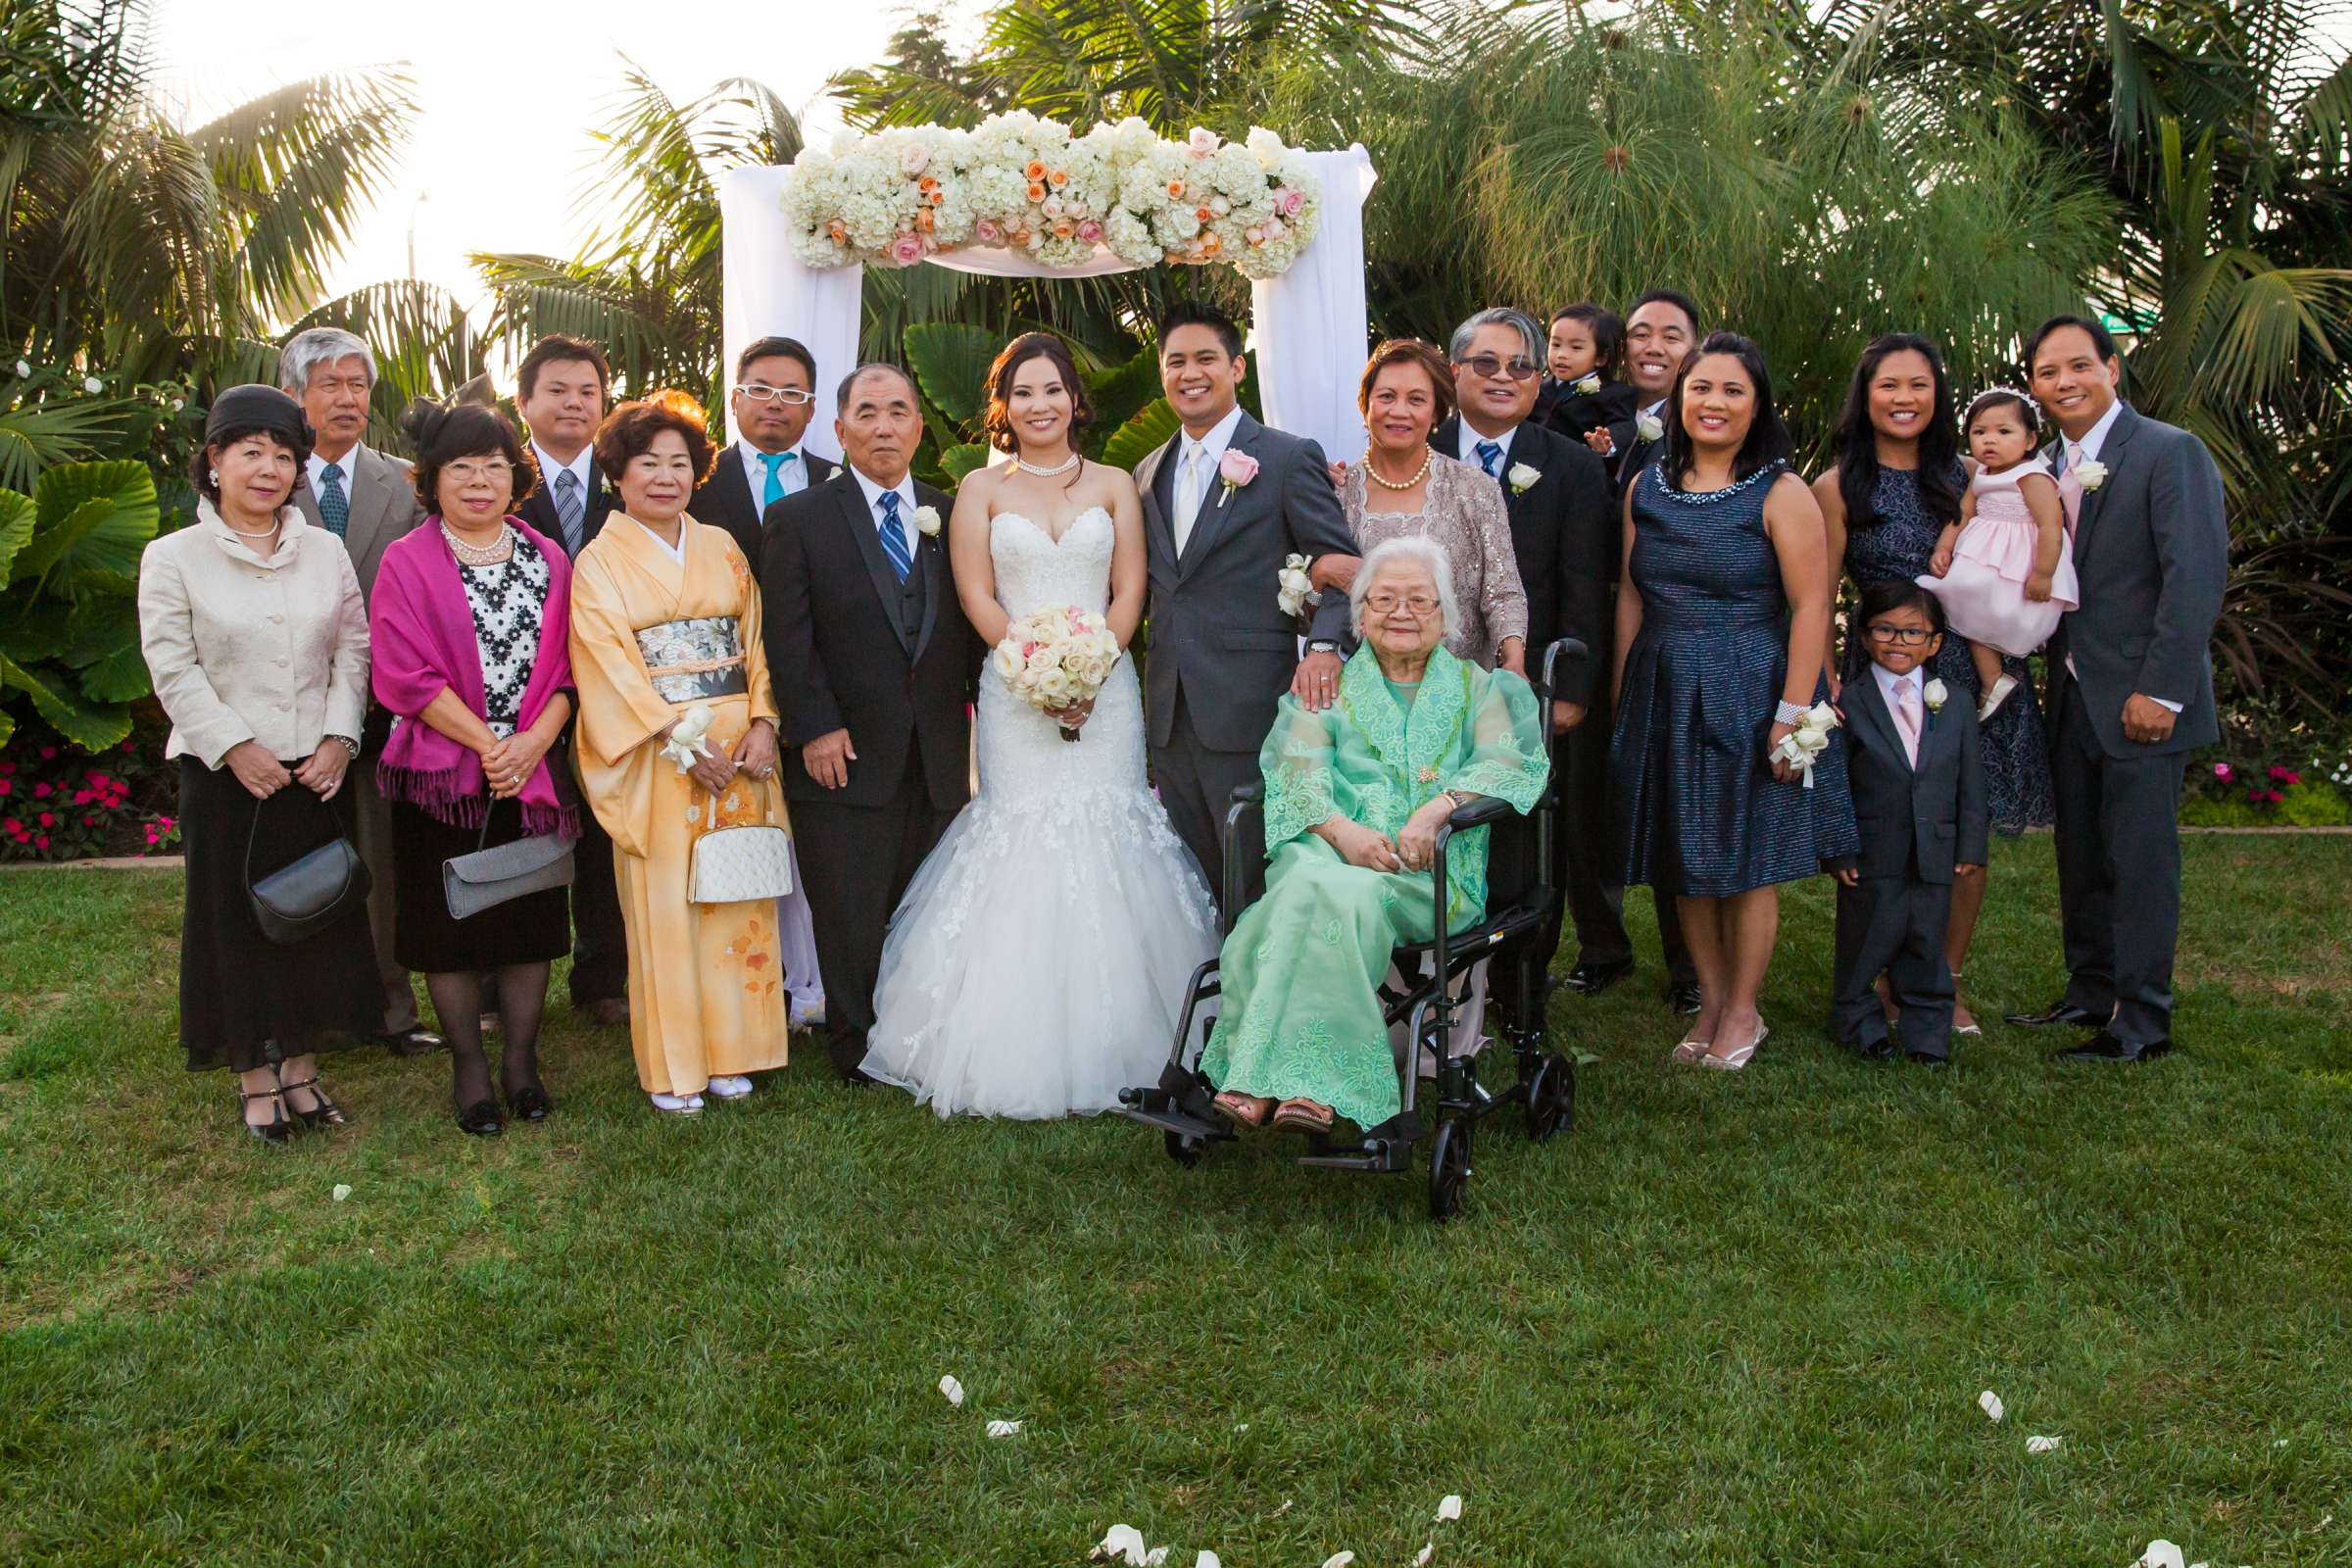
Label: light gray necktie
xmin=555 ymin=468 xmax=584 ymax=556
xmin=1173 ymin=445 xmax=1207 ymax=557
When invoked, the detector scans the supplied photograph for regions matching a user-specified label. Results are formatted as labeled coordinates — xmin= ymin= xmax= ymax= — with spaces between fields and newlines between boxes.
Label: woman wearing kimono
xmin=567 ymin=391 xmax=792 ymax=1114
xmin=1200 ymin=538 xmax=1550 ymax=1135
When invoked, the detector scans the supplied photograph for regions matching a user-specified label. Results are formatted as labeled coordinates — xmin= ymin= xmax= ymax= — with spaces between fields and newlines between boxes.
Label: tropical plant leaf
xmin=938 ymin=442 xmax=994 ymax=484
xmin=1100 ymin=397 xmax=1180 ymax=471
xmin=1086 ymin=344 xmax=1166 ymax=447
xmin=14 ymin=461 xmax=157 ymax=595
xmin=0 ymin=490 xmax=33 ymax=591
xmin=0 ymin=399 xmax=138 ymax=493
xmin=0 ymin=652 xmax=129 ymax=751
xmin=73 ymin=638 xmax=150 ymax=704
xmin=904 ymin=322 xmax=1004 ymax=431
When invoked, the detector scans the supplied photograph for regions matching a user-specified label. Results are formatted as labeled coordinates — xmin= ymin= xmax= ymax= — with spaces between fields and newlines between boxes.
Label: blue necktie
xmin=1474 ymin=440 xmax=1503 ymax=478
xmin=878 ymin=491 xmax=912 ymax=582
xmin=318 ymin=462 xmax=349 ymax=538
xmin=760 ymin=450 xmax=795 ymax=510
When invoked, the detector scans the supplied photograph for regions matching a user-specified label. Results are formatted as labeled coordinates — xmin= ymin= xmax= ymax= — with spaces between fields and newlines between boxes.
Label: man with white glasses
xmin=693 ymin=335 xmax=837 ymax=565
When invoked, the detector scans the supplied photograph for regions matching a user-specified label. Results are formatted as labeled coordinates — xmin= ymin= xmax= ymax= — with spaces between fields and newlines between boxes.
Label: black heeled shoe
xmin=504 ymin=1079 xmax=553 ymax=1122
xmin=455 ymin=1099 xmax=505 ymax=1137
xmin=239 ymin=1087 xmax=290 ymax=1146
xmin=279 ymin=1074 xmax=351 ymax=1130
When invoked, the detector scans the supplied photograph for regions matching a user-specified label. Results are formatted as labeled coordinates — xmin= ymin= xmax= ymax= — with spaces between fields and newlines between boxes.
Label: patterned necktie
xmin=878 ymin=490 xmax=912 ymax=582
xmin=555 ymin=468 xmax=584 ymax=556
xmin=1173 ymin=445 xmax=1206 ymax=557
xmin=1475 ymin=439 xmax=1503 ymax=478
xmin=318 ymin=462 xmax=349 ymax=538
xmin=1893 ymin=680 xmax=1923 ymax=767
xmin=760 ymin=451 xmax=795 ymax=511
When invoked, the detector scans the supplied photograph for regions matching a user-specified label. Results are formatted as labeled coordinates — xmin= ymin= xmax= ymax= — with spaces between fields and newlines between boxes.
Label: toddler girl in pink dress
xmin=1920 ymin=389 xmax=2079 ymax=720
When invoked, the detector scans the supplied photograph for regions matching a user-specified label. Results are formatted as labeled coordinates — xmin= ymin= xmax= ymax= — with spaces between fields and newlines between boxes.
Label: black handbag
xmin=442 ymin=794 xmax=574 ymax=919
xmin=247 ymin=783 xmax=371 ymax=947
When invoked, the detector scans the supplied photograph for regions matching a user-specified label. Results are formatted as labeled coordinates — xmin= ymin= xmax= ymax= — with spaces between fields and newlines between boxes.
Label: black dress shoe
xmin=380 ymin=1026 xmax=446 ymax=1057
xmin=1559 ymin=958 xmax=1634 ymax=997
xmin=1904 ymin=1049 xmax=1949 ymax=1066
xmin=1664 ymin=980 xmax=1702 ymax=1016
xmin=1846 ymin=1038 xmax=1895 ymax=1060
xmin=2003 ymin=1000 xmax=2109 ymax=1029
xmin=2054 ymin=1032 xmax=2171 ymax=1063
xmin=505 ymin=1080 xmax=554 ymax=1122
xmin=455 ymin=1099 xmax=505 ymax=1136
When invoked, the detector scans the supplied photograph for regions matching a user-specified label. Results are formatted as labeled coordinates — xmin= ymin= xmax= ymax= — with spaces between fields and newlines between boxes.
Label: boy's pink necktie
xmin=1893 ymin=682 xmax=1922 ymax=767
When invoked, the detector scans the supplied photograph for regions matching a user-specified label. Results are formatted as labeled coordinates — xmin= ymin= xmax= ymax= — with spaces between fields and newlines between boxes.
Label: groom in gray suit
xmin=1136 ymin=300 xmax=1358 ymax=905
xmin=2004 ymin=315 xmax=2228 ymax=1061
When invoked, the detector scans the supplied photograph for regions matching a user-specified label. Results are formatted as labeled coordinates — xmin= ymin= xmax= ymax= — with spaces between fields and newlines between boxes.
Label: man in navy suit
xmin=2003 ymin=316 xmax=2228 ymax=1061
xmin=692 ymin=335 xmax=837 ymax=565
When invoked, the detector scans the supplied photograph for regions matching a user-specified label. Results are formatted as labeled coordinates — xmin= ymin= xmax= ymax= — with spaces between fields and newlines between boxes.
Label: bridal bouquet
xmin=1770 ymin=703 xmax=1842 ymax=790
xmin=994 ymin=604 xmax=1122 ymax=741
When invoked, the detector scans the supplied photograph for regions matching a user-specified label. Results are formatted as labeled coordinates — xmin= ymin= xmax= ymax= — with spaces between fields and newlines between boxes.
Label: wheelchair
xmin=1119 ymin=638 xmax=1586 ymax=1220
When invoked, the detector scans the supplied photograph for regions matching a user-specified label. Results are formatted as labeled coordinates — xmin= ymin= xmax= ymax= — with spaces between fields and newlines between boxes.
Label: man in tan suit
xmin=280 ymin=327 xmax=441 ymax=1054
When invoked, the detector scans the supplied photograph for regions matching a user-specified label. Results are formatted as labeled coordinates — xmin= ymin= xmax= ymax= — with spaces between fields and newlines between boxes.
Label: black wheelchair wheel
xmin=1163 ymin=1129 xmax=1204 ymax=1169
xmin=1525 ymin=1053 xmax=1576 ymax=1143
xmin=1428 ymin=1118 xmax=1472 ymax=1221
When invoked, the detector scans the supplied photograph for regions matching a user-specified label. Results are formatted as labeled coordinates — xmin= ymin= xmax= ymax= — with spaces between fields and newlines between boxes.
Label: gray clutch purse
xmin=443 ymin=794 xmax=575 ymax=920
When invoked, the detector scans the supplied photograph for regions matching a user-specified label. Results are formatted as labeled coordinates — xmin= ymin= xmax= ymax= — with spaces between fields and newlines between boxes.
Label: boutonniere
xmin=1570 ymin=372 xmax=1600 ymax=396
xmin=1217 ymin=448 xmax=1259 ymax=505
xmin=2076 ymin=459 xmax=2108 ymax=492
xmin=1923 ymin=678 xmax=1948 ymax=714
xmin=1636 ymin=412 xmax=1664 ymax=443
xmin=912 ymin=505 xmax=943 ymax=537
xmin=1507 ymin=462 xmax=1541 ymax=495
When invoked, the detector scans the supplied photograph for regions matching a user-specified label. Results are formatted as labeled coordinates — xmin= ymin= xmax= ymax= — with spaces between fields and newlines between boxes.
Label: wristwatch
xmin=1306 ymin=639 xmax=1339 ymax=656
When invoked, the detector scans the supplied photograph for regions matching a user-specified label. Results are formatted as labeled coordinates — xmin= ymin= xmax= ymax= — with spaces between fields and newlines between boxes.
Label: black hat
xmin=204 ymin=384 xmax=311 ymax=451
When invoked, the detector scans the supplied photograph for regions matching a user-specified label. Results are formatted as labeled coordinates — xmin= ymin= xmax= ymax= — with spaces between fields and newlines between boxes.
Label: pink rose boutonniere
xmin=1217 ymin=448 xmax=1259 ymax=506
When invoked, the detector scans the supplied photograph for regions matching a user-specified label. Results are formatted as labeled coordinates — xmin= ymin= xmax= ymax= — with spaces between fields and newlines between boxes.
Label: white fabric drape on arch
xmin=714 ymin=144 xmax=1378 ymax=464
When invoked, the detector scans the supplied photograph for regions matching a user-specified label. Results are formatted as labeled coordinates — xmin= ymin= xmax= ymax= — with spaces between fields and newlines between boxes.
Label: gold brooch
xmin=1417 ymin=765 xmax=1439 ymax=784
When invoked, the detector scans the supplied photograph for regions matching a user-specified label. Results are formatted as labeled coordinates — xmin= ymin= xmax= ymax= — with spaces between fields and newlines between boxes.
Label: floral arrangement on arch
xmin=780 ymin=113 xmax=1323 ymax=280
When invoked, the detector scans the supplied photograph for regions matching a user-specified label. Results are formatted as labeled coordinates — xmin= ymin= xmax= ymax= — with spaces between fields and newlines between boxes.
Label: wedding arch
xmin=717 ymin=113 xmax=1378 ymax=464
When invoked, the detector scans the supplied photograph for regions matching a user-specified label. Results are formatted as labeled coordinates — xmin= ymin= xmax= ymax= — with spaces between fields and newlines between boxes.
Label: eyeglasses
xmin=1366 ymin=592 xmax=1440 ymax=615
xmin=443 ymin=460 xmax=515 ymax=483
xmin=1865 ymin=622 xmax=1936 ymax=645
xmin=739 ymin=383 xmax=815 ymax=406
xmin=1454 ymin=355 xmax=1541 ymax=382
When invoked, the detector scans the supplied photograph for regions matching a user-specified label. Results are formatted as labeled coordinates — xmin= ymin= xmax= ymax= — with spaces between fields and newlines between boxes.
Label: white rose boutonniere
xmin=912 ymin=504 xmax=943 ymax=537
xmin=1570 ymin=372 xmax=1601 ymax=396
xmin=1507 ymin=462 xmax=1541 ymax=495
xmin=1923 ymin=678 xmax=1948 ymax=714
xmin=1636 ymin=412 xmax=1664 ymax=443
xmin=1276 ymin=553 xmax=1316 ymax=618
xmin=2075 ymin=459 xmax=2108 ymax=492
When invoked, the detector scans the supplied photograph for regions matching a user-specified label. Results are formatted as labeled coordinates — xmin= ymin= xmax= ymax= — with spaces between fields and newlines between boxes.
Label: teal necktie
xmin=760 ymin=451 xmax=796 ymax=510
xmin=318 ymin=462 xmax=349 ymax=538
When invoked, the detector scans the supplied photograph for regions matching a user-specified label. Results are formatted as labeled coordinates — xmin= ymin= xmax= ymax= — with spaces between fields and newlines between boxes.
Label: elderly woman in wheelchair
xmin=1200 ymin=536 xmax=1550 ymax=1136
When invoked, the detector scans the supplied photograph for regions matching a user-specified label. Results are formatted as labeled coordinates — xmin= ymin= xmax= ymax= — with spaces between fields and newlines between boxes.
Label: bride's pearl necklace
xmin=1014 ymin=452 xmax=1081 ymax=477
xmin=1363 ymin=446 xmax=1433 ymax=491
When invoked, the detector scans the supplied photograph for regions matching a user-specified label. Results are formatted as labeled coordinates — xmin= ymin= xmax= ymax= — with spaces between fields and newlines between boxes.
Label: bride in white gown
xmin=864 ymin=334 xmax=1218 ymax=1118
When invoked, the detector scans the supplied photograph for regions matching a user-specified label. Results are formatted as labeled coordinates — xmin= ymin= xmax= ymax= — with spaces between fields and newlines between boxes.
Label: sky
xmin=148 ymin=0 xmax=977 ymax=310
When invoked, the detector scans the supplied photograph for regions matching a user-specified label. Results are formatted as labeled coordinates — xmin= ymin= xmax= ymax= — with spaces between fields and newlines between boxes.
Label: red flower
xmin=0 ymin=780 xmax=11 ymax=796
xmin=2 ymin=817 xmax=18 ymax=833
xmin=38 ymin=746 xmax=56 ymax=760
xmin=36 ymin=811 xmax=54 ymax=827
xmin=33 ymin=835 xmax=47 ymax=848
xmin=81 ymin=813 xmax=95 ymax=826
xmin=32 ymin=782 xmax=50 ymax=798
xmin=2212 ymin=761 xmax=2233 ymax=782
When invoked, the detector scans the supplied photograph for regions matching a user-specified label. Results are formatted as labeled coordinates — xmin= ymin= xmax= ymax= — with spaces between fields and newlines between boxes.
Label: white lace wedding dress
xmin=864 ymin=507 xmax=1219 ymax=1118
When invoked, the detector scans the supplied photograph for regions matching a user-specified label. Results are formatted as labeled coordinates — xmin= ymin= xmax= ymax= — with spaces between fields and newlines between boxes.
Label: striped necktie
xmin=318 ymin=462 xmax=349 ymax=538
xmin=555 ymin=468 xmax=584 ymax=556
xmin=1474 ymin=439 xmax=1503 ymax=478
xmin=878 ymin=491 xmax=912 ymax=582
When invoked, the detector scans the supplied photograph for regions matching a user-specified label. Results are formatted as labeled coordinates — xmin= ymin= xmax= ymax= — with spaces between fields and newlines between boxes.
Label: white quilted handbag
xmin=688 ymin=824 xmax=793 ymax=904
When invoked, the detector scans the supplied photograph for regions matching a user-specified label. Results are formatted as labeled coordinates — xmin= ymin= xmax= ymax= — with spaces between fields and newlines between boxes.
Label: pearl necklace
xmin=442 ymin=520 xmax=514 ymax=565
xmin=1362 ymin=447 xmax=1433 ymax=491
xmin=1014 ymin=452 xmax=1081 ymax=477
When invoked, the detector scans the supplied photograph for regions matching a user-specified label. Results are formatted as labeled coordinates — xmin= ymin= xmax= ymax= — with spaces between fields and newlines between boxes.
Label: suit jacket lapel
xmin=340 ymin=447 xmax=396 ymax=571
xmin=836 ymin=476 xmax=913 ymax=655
xmin=1137 ymin=434 xmax=1180 ymax=579
xmin=1177 ymin=413 xmax=1258 ymax=580
xmin=2070 ymin=404 xmax=2136 ymax=562
xmin=1851 ymin=672 xmax=1909 ymax=774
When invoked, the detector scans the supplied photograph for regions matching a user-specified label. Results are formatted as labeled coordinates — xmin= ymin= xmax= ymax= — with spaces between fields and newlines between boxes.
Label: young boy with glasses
xmin=1831 ymin=580 xmax=1989 ymax=1062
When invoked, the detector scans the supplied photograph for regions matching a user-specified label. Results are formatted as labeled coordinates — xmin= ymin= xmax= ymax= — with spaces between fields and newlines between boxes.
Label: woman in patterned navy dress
xmin=1814 ymin=334 xmax=2055 ymax=1036
xmin=1610 ymin=333 xmax=1857 ymax=1070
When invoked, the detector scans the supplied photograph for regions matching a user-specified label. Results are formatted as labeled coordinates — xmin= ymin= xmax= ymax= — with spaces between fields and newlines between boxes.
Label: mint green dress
xmin=1200 ymin=645 xmax=1549 ymax=1129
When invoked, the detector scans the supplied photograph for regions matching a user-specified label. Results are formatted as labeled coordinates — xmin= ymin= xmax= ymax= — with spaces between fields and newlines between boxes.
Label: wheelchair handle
xmin=1538 ymin=636 xmax=1589 ymax=710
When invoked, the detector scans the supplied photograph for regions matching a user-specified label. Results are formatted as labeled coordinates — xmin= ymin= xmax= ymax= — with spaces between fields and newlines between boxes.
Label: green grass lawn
xmin=2 ymin=835 xmax=2347 ymax=1566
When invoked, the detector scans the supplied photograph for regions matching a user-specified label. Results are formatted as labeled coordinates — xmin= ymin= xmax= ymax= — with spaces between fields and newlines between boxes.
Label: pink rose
xmin=2212 ymin=761 xmax=2232 ymax=781
xmin=1075 ymin=219 xmax=1102 ymax=243
xmin=1188 ymin=126 xmax=1220 ymax=156
xmin=1276 ymin=186 xmax=1305 ymax=219
xmin=890 ymin=233 xmax=924 ymax=266
xmin=974 ymin=218 xmax=1004 ymax=244
xmin=900 ymin=143 xmax=930 ymax=176
xmin=1218 ymin=450 xmax=1259 ymax=490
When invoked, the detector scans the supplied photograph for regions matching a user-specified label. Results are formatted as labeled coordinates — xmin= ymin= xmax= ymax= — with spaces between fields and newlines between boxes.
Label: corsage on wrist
xmin=1768 ymin=703 xmax=1841 ymax=789
xmin=1774 ymin=699 xmax=1809 ymax=726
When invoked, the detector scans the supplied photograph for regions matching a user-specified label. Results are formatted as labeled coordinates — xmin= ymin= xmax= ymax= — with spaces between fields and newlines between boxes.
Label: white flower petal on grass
xmin=1415 ymin=1544 xmax=1436 ymax=1566
xmin=2026 ymin=1435 xmax=2062 ymax=1454
xmin=1318 ymin=1554 xmax=1354 ymax=1568
xmin=1436 ymin=1494 xmax=1464 ymax=1523
xmin=938 ymin=1374 xmax=965 ymax=1407
xmin=2133 ymin=1541 xmax=2184 ymax=1568
xmin=1979 ymin=1390 xmax=2004 ymax=1423
xmin=331 ymin=1183 xmax=352 ymax=1201
xmin=1092 ymin=1524 xmax=1148 ymax=1564
xmin=1233 ymin=1422 xmax=1249 ymax=1432
xmin=1143 ymin=1548 xmax=1168 ymax=1567
xmin=1270 ymin=1499 xmax=1293 ymax=1518
xmin=985 ymin=1419 xmax=1022 ymax=1439
xmin=1195 ymin=1554 xmax=1221 ymax=1568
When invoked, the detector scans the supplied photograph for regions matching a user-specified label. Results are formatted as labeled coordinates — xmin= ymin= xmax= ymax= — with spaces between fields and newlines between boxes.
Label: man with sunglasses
xmin=695 ymin=335 xmax=837 ymax=564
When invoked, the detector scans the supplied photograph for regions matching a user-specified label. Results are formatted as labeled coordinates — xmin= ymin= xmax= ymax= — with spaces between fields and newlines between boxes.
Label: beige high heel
xmin=1702 ymin=1020 xmax=1769 ymax=1072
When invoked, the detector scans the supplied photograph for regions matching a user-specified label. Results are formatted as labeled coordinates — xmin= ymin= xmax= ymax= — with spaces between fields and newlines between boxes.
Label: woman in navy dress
xmin=1814 ymin=334 xmax=2055 ymax=1035
xmin=1610 ymin=332 xmax=1857 ymax=1070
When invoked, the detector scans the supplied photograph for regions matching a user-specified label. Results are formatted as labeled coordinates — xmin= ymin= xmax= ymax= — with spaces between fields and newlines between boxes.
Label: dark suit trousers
xmin=1833 ymin=874 xmax=1955 ymax=1057
xmin=2051 ymin=676 xmax=2186 ymax=1045
xmin=350 ymin=735 xmax=417 ymax=1033
xmin=566 ymin=801 xmax=629 ymax=1008
xmin=1151 ymin=691 xmax=1261 ymax=918
xmin=1555 ymin=698 xmax=1691 ymax=984
xmin=792 ymin=766 xmax=957 ymax=1075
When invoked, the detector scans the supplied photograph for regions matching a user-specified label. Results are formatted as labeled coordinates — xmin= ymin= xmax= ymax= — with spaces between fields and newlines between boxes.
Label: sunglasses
xmin=1453 ymin=355 xmax=1541 ymax=382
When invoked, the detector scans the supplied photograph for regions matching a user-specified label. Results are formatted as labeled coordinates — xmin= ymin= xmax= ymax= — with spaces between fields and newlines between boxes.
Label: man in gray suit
xmin=2003 ymin=315 xmax=2228 ymax=1061
xmin=280 ymin=327 xmax=439 ymax=1055
xmin=1135 ymin=300 xmax=1358 ymax=905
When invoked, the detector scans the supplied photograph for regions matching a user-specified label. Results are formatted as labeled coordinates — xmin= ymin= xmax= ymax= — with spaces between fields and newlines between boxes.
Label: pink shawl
xmin=370 ymin=515 xmax=580 ymax=838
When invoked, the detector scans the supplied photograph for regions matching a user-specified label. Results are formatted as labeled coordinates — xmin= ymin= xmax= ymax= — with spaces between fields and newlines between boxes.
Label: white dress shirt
xmin=739 ymin=438 xmax=809 ymax=510
xmin=1171 ymin=403 xmax=1246 ymax=554
xmin=1456 ymin=421 xmax=1518 ymax=472
xmin=850 ymin=465 xmax=920 ymax=541
xmin=305 ymin=443 xmax=367 ymax=502
xmin=531 ymin=440 xmax=594 ymax=498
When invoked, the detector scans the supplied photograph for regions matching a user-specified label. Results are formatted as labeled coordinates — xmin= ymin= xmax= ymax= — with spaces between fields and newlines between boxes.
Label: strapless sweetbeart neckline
xmin=992 ymin=506 xmax=1112 ymax=548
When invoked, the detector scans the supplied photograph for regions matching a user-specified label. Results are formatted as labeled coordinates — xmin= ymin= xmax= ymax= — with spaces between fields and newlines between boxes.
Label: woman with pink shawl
xmin=371 ymin=401 xmax=579 ymax=1137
